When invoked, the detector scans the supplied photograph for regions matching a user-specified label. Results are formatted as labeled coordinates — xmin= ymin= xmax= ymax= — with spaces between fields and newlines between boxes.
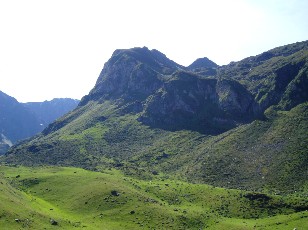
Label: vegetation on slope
xmin=0 ymin=166 xmax=307 ymax=229
xmin=3 ymin=101 xmax=307 ymax=194
xmin=219 ymin=47 xmax=308 ymax=112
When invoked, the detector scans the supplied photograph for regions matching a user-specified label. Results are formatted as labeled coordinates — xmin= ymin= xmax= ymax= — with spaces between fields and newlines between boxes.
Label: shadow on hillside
xmin=137 ymin=116 xmax=238 ymax=135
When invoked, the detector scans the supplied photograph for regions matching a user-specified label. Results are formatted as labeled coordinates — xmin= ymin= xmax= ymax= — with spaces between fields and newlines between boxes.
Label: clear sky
xmin=0 ymin=0 xmax=307 ymax=102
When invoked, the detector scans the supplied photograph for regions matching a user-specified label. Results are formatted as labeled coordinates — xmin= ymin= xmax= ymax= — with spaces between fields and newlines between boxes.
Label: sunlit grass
xmin=0 ymin=166 xmax=307 ymax=229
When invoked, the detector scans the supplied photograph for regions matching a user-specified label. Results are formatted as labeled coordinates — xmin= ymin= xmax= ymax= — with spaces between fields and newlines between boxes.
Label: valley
xmin=0 ymin=40 xmax=307 ymax=229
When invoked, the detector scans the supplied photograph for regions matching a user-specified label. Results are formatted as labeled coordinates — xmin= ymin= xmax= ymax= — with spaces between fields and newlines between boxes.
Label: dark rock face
xmin=139 ymin=72 xmax=259 ymax=134
xmin=140 ymin=73 xmax=218 ymax=131
xmin=244 ymin=193 xmax=271 ymax=202
xmin=216 ymin=79 xmax=258 ymax=117
xmin=276 ymin=62 xmax=308 ymax=110
xmin=281 ymin=70 xmax=308 ymax=110
xmin=253 ymin=62 xmax=307 ymax=111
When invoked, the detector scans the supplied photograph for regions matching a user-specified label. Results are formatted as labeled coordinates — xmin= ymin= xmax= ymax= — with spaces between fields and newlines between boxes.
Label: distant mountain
xmin=187 ymin=57 xmax=218 ymax=69
xmin=3 ymin=41 xmax=308 ymax=193
xmin=186 ymin=57 xmax=218 ymax=77
xmin=23 ymin=98 xmax=80 ymax=126
xmin=0 ymin=92 xmax=79 ymax=154
xmin=0 ymin=91 xmax=42 ymax=154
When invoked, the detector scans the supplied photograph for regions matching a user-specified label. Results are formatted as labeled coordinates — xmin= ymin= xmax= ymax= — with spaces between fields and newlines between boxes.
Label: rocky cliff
xmin=79 ymin=46 xmax=261 ymax=134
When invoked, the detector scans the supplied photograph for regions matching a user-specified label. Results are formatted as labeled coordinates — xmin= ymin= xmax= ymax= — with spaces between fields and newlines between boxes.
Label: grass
xmin=3 ymin=101 xmax=308 ymax=194
xmin=0 ymin=165 xmax=307 ymax=229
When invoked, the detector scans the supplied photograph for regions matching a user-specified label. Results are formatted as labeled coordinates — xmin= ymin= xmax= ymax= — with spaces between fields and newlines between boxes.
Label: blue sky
xmin=0 ymin=0 xmax=307 ymax=102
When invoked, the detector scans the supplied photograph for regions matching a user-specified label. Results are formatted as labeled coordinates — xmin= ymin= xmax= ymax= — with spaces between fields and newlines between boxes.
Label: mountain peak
xmin=188 ymin=57 xmax=218 ymax=69
xmin=81 ymin=47 xmax=184 ymax=105
xmin=109 ymin=47 xmax=183 ymax=71
xmin=111 ymin=46 xmax=150 ymax=58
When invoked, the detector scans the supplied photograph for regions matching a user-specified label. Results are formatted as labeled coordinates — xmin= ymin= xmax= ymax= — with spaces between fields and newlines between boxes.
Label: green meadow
xmin=0 ymin=166 xmax=307 ymax=229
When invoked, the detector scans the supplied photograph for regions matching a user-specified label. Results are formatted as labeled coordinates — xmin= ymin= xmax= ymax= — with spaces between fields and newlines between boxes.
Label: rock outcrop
xmin=80 ymin=46 xmax=262 ymax=134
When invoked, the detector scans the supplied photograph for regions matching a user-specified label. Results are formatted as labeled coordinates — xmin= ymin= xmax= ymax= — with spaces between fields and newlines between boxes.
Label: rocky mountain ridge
xmin=78 ymin=46 xmax=265 ymax=134
xmin=79 ymin=43 xmax=307 ymax=134
xmin=3 ymin=40 xmax=308 ymax=193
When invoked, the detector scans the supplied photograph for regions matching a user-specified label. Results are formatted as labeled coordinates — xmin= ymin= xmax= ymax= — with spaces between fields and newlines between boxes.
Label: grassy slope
xmin=3 ymin=101 xmax=308 ymax=193
xmin=182 ymin=102 xmax=308 ymax=192
xmin=0 ymin=166 xmax=307 ymax=229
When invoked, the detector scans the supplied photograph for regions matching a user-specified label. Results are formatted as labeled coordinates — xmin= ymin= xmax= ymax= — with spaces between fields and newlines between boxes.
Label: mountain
xmin=187 ymin=57 xmax=218 ymax=77
xmin=0 ymin=92 xmax=79 ymax=154
xmin=188 ymin=57 xmax=218 ymax=69
xmin=2 ymin=41 xmax=308 ymax=193
xmin=81 ymin=47 xmax=259 ymax=134
xmin=81 ymin=47 xmax=184 ymax=104
xmin=23 ymin=98 xmax=80 ymax=126
xmin=0 ymin=91 xmax=42 ymax=154
xmin=218 ymin=42 xmax=308 ymax=112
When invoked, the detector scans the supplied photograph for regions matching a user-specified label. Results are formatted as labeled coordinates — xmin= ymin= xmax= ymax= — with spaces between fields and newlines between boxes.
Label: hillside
xmin=0 ymin=166 xmax=307 ymax=229
xmin=2 ymin=41 xmax=308 ymax=194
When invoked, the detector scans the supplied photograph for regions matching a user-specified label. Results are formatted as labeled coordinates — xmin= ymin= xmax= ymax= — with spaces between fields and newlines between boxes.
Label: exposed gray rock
xmin=50 ymin=219 xmax=58 ymax=225
xmin=111 ymin=190 xmax=120 ymax=196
